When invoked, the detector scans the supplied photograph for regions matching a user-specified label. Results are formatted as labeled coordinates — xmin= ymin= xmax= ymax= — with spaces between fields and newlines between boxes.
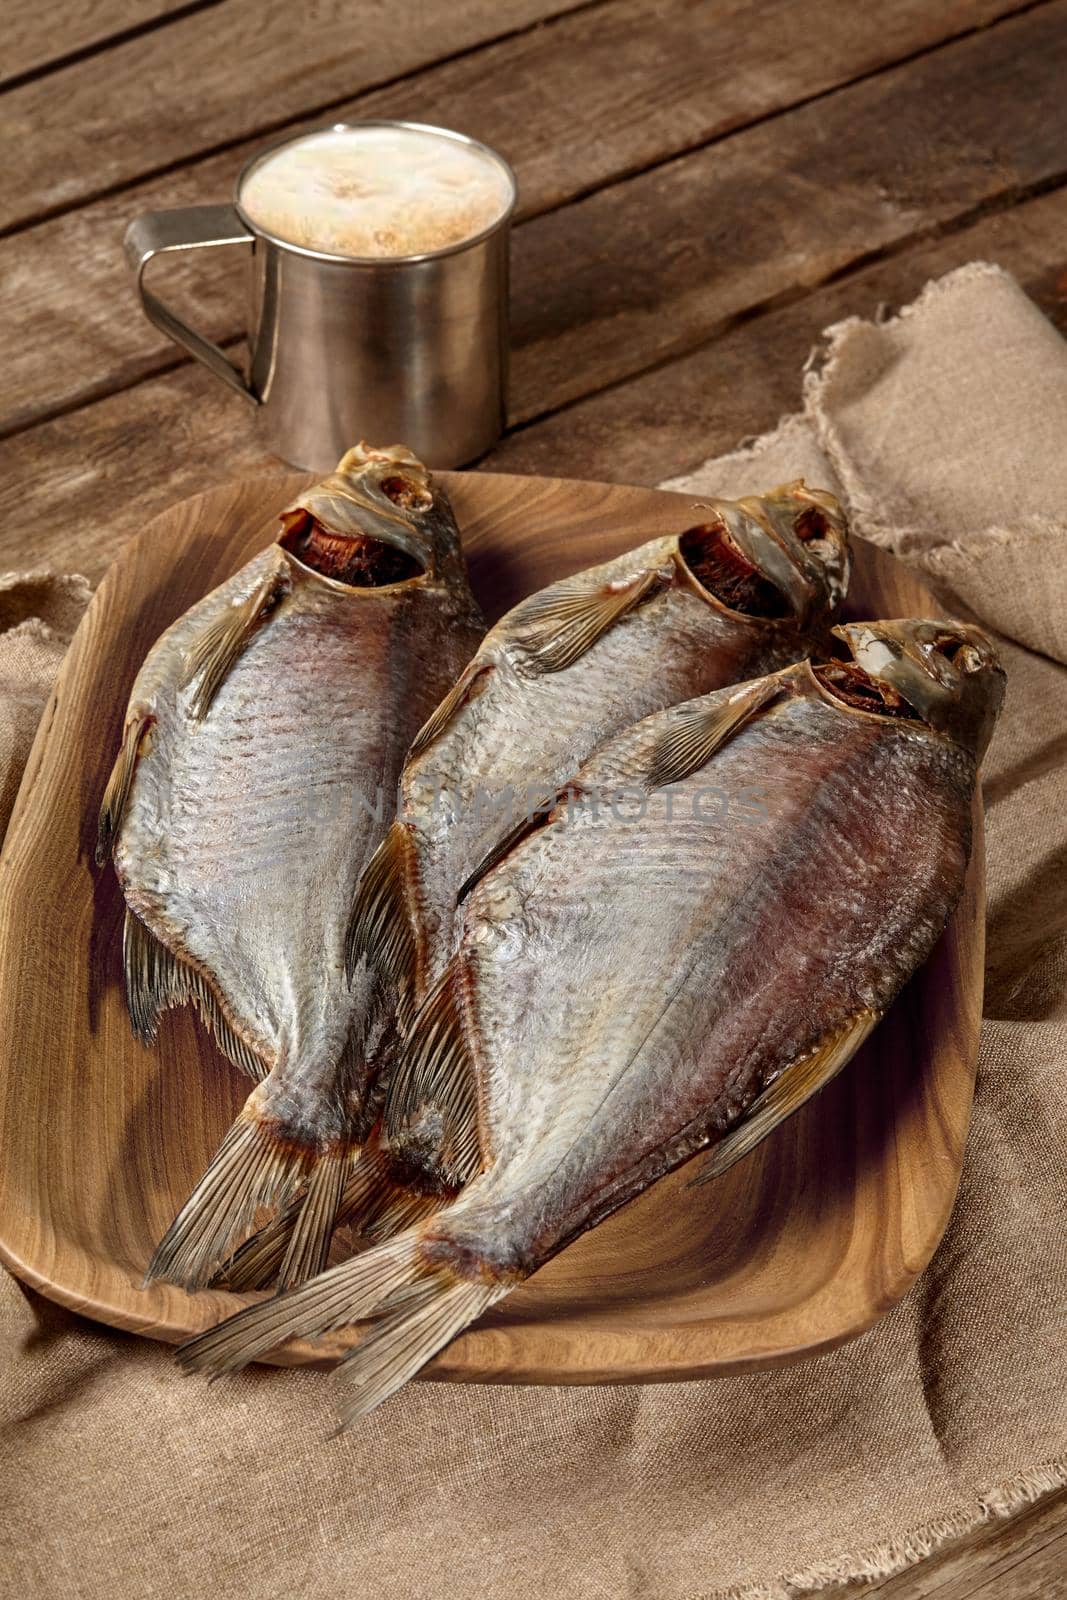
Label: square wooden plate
xmin=0 ymin=471 xmax=983 ymax=1382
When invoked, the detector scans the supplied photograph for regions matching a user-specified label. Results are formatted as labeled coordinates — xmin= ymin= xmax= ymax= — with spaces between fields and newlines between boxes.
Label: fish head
xmin=826 ymin=618 xmax=1006 ymax=760
xmin=278 ymin=443 xmax=467 ymax=589
xmin=676 ymin=481 xmax=851 ymax=628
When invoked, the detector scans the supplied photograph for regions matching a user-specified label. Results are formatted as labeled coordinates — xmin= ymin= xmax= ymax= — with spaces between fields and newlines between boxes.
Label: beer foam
xmin=239 ymin=126 xmax=513 ymax=258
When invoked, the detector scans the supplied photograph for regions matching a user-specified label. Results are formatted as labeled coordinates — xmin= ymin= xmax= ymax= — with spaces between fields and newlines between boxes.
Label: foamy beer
xmin=125 ymin=122 xmax=517 ymax=471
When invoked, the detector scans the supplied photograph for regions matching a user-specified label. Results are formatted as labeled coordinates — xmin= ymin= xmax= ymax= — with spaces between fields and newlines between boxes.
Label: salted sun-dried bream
xmin=179 ymin=618 xmax=1004 ymax=1425
xmin=97 ymin=445 xmax=485 ymax=1292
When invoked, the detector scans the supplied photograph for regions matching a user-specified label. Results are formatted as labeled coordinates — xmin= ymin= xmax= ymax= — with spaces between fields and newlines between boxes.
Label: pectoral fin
xmin=180 ymin=564 xmax=290 ymax=721
xmin=510 ymin=566 xmax=664 ymax=674
xmin=456 ymin=784 xmax=575 ymax=904
xmin=646 ymin=677 xmax=783 ymax=790
xmin=96 ymin=714 xmax=151 ymax=865
xmin=345 ymin=821 xmax=418 ymax=1023
xmin=692 ymin=1009 xmax=881 ymax=1185
xmin=406 ymin=659 xmax=493 ymax=761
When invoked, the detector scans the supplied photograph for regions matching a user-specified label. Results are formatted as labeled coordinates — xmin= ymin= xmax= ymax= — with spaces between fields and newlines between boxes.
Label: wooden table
xmin=1 ymin=2 xmax=1064 ymax=1593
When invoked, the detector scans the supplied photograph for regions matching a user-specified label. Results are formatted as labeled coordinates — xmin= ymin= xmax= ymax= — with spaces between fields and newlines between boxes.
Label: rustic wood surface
xmin=1 ymin=0 xmax=1063 ymax=1590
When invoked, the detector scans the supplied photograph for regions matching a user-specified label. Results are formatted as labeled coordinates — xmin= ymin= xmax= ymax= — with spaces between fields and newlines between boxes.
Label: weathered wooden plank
xmin=830 ymin=1486 xmax=1067 ymax=1598
xmin=0 ymin=0 xmax=1045 ymax=435
xmin=0 ymin=0 xmax=211 ymax=88
xmin=0 ymin=0 xmax=590 ymax=233
xmin=5 ymin=180 xmax=1067 ymax=582
xmin=490 ymin=181 xmax=1067 ymax=485
xmin=507 ymin=0 xmax=1067 ymax=421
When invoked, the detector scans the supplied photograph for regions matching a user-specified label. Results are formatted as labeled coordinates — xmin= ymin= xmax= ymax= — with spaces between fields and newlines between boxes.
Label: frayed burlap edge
xmin=0 ymin=570 xmax=93 ymax=645
xmin=699 ymin=1458 xmax=1067 ymax=1600
xmin=800 ymin=261 xmax=1013 ymax=555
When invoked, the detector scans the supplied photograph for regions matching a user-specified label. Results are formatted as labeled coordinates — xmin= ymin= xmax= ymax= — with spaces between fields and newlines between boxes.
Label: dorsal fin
xmin=180 ymin=563 xmax=290 ymax=721
xmin=383 ymin=966 xmax=482 ymax=1190
xmin=406 ymin=658 xmax=494 ymax=761
xmin=646 ymin=677 xmax=782 ymax=790
xmin=96 ymin=714 xmax=151 ymax=865
xmin=509 ymin=566 xmax=664 ymax=674
xmin=691 ymin=1009 xmax=880 ymax=1185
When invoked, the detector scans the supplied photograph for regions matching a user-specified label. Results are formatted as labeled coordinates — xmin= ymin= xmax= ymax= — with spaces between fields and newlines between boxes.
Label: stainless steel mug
xmin=124 ymin=121 xmax=517 ymax=472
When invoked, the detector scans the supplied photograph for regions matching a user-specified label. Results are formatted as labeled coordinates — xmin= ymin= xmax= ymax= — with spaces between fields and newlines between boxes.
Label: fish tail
xmin=146 ymin=1105 xmax=356 ymax=1292
xmin=179 ymin=1228 xmax=423 ymax=1372
xmin=273 ymin=1149 xmax=349 ymax=1292
xmin=211 ymin=1147 xmax=390 ymax=1292
xmin=334 ymin=1276 xmax=504 ymax=1426
xmin=360 ymin=1186 xmax=443 ymax=1245
xmin=178 ymin=1226 xmax=508 ymax=1421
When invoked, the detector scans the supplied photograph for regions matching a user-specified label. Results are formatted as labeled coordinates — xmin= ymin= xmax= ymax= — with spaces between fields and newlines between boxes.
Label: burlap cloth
xmin=1 ymin=264 xmax=1064 ymax=1599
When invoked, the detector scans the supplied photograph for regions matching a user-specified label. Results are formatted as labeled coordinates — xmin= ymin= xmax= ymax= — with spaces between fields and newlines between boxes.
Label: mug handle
xmin=124 ymin=205 xmax=258 ymax=403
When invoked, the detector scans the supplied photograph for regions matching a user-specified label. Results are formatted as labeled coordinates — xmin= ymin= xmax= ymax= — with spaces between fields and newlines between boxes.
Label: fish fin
xmin=332 ymin=1277 xmax=504 ymax=1426
xmin=209 ymin=1201 xmax=299 ymax=1293
xmin=357 ymin=1186 xmax=443 ymax=1245
xmin=145 ymin=1104 xmax=352 ymax=1291
xmin=345 ymin=820 xmax=418 ymax=1020
xmin=383 ymin=967 xmax=483 ymax=1190
xmin=647 ymin=677 xmax=782 ymax=790
xmin=456 ymin=785 xmax=573 ymax=904
xmin=510 ymin=566 xmax=664 ymax=674
xmin=96 ymin=714 xmax=151 ymax=865
xmin=692 ymin=1009 xmax=881 ymax=1186
xmin=122 ymin=909 xmax=267 ymax=1081
xmin=189 ymin=984 xmax=270 ymax=1083
xmin=406 ymin=658 xmax=493 ymax=761
xmin=274 ymin=1150 xmax=350 ymax=1291
xmin=178 ymin=1226 xmax=507 ymax=1417
xmin=179 ymin=1230 xmax=429 ymax=1375
xmin=122 ymin=906 xmax=186 ymax=1044
xmin=211 ymin=1148 xmax=387 ymax=1292
xmin=180 ymin=565 xmax=289 ymax=721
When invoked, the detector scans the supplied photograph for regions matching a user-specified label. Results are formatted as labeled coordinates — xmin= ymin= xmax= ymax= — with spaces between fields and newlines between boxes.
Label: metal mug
xmin=124 ymin=121 xmax=517 ymax=472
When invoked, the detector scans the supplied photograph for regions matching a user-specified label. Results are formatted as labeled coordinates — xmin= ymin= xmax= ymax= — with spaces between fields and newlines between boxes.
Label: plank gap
xmin=0 ymin=0 xmax=615 ymax=243
xmin=0 ymin=0 xmax=229 ymax=96
xmin=521 ymin=0 xmax=1062 ymax=231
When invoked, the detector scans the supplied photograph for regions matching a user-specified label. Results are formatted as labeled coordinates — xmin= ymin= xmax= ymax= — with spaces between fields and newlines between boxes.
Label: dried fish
xmin=98 ymin=445 xmax=484 ymax=1290
xmin=179 ymin=618 xmax=1004 ymax=1422
xmin=351 ymin=481 xmax=851 ymax=1191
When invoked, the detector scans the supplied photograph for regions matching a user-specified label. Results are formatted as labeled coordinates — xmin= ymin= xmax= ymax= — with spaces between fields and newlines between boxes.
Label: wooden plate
xmin=0 ymin=470 xmax=983 ymax=1383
